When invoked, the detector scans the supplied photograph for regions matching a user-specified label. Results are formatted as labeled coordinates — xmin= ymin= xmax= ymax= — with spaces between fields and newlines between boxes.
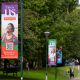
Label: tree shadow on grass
xmin=0 ymin=74 xmax=42 ymax=80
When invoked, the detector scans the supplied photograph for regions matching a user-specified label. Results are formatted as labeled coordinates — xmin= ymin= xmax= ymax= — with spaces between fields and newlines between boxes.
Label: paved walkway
xmin=70 ymin=77 xmax=80 ymax=80
xmin=70 ymin=65 xmax=80 ymax=80
xmin=73 ymin=77 xmax=80 ymax=80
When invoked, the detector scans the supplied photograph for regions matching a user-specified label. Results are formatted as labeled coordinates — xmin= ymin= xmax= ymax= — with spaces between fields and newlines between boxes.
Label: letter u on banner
xmin=1 ymin=2 xmax=18 ymax=59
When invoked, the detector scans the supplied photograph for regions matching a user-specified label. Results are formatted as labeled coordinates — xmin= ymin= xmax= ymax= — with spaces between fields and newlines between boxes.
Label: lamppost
xmin=76 ymin=0 xmax=80 ymax=76
xmin=44 ymin=31 xmax=50 ymax=80
xmin=20 ymin=0 xmax=23 ymax=80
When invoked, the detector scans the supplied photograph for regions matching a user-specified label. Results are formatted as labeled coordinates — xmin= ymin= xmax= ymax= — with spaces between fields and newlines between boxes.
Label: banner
xmin=1 ymin=2 xmax=18 ymax=59
xmin=56 ymin=49 xmax=62 ymax=64
xmin=48 ymin=39 xmax=56 ymax=66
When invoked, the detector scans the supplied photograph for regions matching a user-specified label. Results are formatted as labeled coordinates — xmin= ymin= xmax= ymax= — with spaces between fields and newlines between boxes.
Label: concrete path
xmin=70 ymin=77 xmax=80 ymax=80
xmin=73 ymin=77 xmax=80 ymax=80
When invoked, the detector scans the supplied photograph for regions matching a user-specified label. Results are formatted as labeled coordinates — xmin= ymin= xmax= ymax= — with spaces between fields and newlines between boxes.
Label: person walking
xmin=26 ymin=62 xmax=29 ymax=71
xmin=70 ymin=67 xmax=74 ymax=80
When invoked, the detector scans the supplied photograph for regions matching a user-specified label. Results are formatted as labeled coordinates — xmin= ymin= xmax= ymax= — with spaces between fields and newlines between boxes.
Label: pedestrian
xmin=26 ymin=62 xmax=29 ymax=71
xmin=33 ymin=61 xmax=36 ymax=69
xmin=70 ymin=67 xmax=74 ymax=79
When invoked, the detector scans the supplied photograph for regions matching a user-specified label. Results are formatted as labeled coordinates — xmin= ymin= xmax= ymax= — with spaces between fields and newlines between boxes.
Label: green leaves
xmin=0 ymin=0 xmax=79 ymax=65
xmin=22 ymin=0 xmax=80 ymax=63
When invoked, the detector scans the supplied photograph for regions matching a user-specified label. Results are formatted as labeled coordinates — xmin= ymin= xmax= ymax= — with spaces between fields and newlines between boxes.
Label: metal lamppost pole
xmin=44 ymin=31 xmax=50 ymax=80
xmin=76 ymin=0 xmax=80 ymax=76
xmin=20 ymin=0 xmax=23 ymax=80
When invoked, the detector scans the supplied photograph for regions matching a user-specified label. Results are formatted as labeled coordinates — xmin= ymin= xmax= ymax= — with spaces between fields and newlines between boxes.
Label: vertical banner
xmin=56 ymin=49 xmax=62 ymax=64
xmin=1 ymin=2 xmax=18 ymax=59
xmin=48 ymin=39 xmax=56 ymax=66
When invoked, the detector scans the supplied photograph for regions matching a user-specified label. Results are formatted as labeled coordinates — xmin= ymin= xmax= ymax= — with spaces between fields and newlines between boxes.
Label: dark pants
xmin=70 ymin=73 xmax=74 ymax=78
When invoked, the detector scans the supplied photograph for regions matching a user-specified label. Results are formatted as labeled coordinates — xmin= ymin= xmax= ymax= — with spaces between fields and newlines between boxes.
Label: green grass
xmin=0 ymin=66 xmax=76 ymax=80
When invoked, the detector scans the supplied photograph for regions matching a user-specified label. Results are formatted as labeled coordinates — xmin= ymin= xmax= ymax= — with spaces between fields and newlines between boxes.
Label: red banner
xmin=1 ymin=2 xmax=18 ymax=59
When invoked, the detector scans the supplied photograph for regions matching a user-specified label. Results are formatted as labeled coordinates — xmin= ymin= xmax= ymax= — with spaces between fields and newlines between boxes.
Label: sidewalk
xmin=69 ymin=65 xmax=80 ymax=80
xmin=70 ymin=77 xmax=80 ymax=80
xmin=73 ymin=77 xmax=80 ymax=80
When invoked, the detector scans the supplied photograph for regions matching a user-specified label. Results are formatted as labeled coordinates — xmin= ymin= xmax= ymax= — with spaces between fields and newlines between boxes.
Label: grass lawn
xmin=0 ymin=66 xmax=76 ymax=80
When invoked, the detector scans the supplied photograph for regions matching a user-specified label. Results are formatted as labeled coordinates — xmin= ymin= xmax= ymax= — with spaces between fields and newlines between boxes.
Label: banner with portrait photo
xmin=48 ymin=39 xmax=56 ymax=66
xmin=56 ymin=49 xmax=62 ymax=64
xmin=1 ymin=2 xmax=18 ymax=59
